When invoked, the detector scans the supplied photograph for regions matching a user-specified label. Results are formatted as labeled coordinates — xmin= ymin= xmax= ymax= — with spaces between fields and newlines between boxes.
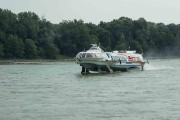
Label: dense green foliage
xmin=0 ymin=8 xmax=180 ymax=59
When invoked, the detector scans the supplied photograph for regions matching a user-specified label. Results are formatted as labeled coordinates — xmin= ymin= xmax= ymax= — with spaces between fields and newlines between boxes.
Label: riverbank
xmin=0 ymin=58 xmax=74 ymax=64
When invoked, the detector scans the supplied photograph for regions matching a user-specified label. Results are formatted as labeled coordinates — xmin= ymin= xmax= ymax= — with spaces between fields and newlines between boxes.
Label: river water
xmin=0 ymin=58 xmax=180 ymax=120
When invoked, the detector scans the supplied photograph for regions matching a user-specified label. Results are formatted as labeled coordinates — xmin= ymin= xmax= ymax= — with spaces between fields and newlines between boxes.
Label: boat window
xmin=112 ymin=56 xmax=127 ymax=62
xmin=76 ymin=53 xmax=82 ymax=58
xmin=81 ymin=53 xmax=86 ymax=58
xmin=90 ymin=47 xmax=97 ymax=50
xmin=96 ymin=53 xmax=102 ymax=58
xmin=106 ymin=53 xmax=110 ymax=58
xmin=92 ymin=53 xmax=97 ymax=57
xmin=86 ymin=53 xmax=93 ymax=58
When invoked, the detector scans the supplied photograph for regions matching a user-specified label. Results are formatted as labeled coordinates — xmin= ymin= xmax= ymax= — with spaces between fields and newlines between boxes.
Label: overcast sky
xmin=0 ymin=0 xmax=180 ymax=24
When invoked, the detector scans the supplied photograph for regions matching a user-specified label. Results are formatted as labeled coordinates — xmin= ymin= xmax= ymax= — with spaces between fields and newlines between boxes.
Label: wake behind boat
xmin=75 ymin=44 xmax=147 ymax=73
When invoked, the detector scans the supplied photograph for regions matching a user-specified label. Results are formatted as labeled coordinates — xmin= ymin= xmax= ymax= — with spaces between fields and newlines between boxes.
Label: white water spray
xmin=144 ymin=63 xmax=171 ymax=71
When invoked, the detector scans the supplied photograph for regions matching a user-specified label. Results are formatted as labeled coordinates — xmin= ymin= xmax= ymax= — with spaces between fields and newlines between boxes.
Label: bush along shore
xmin=0 ymin=56 xmax=74 ymax=64
xmin=1 ymin=8 xmax=180 ymax=60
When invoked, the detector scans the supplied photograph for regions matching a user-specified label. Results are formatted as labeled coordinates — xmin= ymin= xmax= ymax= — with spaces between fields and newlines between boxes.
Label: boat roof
xmin=113 ymin=50 xmax=136 ymax=54
xmin=125 ymin=50 xmax=136 ymax=54
xmin=86 ymin=44 xmax=104 ymax=53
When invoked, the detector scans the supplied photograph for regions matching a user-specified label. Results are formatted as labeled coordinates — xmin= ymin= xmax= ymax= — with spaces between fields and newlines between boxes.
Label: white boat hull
xmin=76 ymin=58 xmax=115 ymax=73
xmin=111 ymin=61 xmax=146 ymax=71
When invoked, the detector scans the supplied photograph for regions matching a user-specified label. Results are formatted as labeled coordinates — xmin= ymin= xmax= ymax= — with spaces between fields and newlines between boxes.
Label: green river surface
xmin=0 ymin=58 xmax=180 ymax=120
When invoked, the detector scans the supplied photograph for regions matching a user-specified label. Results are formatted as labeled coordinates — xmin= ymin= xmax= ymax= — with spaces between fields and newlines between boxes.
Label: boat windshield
xmin=76 ymin=53 xmax=103 ymax=58
xmin=90 ymin=47 xmax=98 ymax=50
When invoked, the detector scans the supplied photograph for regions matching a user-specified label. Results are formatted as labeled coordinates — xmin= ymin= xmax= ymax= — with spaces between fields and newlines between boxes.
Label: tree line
xmin=0 ymin=8 xmax=180 ymax=59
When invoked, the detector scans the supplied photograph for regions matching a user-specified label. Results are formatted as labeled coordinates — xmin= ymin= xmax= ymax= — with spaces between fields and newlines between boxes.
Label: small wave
xmin=10 ymin=72 xmax=19 ymax=74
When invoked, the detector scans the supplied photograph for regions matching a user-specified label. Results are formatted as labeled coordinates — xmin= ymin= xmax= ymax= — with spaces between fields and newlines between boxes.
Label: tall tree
xmin=4 ymin=35 xmax=24 ymax=58
xmin=24 ymin=39 xmax=37 ymax=59
xmin=0 ymin=44 xmax=4 ymax=58
xmin=17 ymin=12 xmax=40 ymax=40
xmin=57 ymin=20 xmax=94 ymax=56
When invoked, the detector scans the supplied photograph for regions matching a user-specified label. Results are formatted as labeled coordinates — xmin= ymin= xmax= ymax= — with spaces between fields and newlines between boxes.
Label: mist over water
xmin=144 ymin=62 xmax=171 ymax=71
xmin=0 ymin=58 xmax=180 ymax=120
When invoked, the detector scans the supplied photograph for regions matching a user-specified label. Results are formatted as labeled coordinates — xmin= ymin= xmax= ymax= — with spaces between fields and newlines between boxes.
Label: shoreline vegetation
xmin=1 ymin=8 xmax=180 ymax=60
xmin=0 ymin=55 xmax=74 ymax=64
xmin=0 ymin=55 xmax=180 ymax=65
xmin=0 ymin=59 xmax=74 ymax=64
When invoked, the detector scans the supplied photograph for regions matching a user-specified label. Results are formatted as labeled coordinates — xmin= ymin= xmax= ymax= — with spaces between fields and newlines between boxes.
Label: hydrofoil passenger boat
xmin=75 ymin=44 xmax=147 ymax=73
xmin=75 ymin=44 xmax=115 ymax=73
xmin=109 ymin=50 xmax=146 ymax=71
